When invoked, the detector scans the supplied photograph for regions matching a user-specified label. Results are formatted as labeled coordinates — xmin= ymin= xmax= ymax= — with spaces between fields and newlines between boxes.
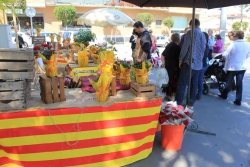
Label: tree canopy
xmin=0 ymin=0 xmax=26 ymax=48
xmin=163 ymin=17 xmax=174 ymax=29
xmin=136 ymin=12 xmax=154 ymax=27
xmin=54 ymin=6 xmax=76 ymax=28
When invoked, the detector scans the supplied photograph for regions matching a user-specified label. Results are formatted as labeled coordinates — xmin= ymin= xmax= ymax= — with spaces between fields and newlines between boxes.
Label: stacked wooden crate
xmin=130 ymin=81 xmax=156 ymax=98
xmin=0 ymin=48 xmax=34 ymax=111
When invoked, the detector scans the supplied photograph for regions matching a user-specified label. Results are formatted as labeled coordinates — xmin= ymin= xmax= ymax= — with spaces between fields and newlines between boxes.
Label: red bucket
xmin=161 ymin=124 xmax=185 ymax=151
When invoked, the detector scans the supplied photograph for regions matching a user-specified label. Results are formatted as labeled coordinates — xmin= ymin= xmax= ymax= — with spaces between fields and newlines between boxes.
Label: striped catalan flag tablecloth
xmin=0 ymin=99 xmax=161 ymax=167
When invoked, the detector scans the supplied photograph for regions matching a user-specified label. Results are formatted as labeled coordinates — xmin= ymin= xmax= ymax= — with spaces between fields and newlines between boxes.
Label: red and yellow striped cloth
xmin=0 ymin=99 xmax=161 ymax=167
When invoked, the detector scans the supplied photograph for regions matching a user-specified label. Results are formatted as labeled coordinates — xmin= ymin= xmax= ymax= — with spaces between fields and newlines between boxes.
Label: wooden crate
xmin=39 ymin=76 xmax=66 ymax=104
xmin=130 ymin=81 xmax=156 ymax=98
xmin=0 ymin=80 xmax=31 ymax=111
xmin=0 ymin=48 xmax=34 ymax=81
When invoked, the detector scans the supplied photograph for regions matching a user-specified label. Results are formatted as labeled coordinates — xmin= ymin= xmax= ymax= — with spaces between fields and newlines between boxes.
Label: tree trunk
xmin=12 ymin=7 xmax=19 ymax=48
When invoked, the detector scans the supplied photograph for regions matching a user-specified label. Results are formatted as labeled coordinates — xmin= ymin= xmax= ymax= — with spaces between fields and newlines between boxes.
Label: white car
xmin=12 ymin=32 xmax=33 ymax=47
xmin=156 ymin=35 xmax=169 ymax=47
xmin=40 ymin=32 xmax=58 ymax=43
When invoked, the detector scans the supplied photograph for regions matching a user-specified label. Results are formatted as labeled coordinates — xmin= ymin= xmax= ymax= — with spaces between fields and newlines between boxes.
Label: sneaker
xmin=233 ymin=100 xmax=241 ymax=106
xmin=218 ymin=93 xmax=227 ymax=100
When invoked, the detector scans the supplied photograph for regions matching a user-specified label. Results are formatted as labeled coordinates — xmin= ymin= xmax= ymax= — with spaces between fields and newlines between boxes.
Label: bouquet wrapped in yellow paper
xmin=92 ymin=54 xmax=100 ymax=64
xmin=89 ymin=72 xmax=112 ymax=102
xmin=132 ymin=59 xmax=152 ymax=84
xmin=78 ymin=49 xmax=89 ymax=67
xmin=119 ymin=61 xmax=131 ymax=85
xmin=89 ymin=45 xmax=99 ymax=55
xmin=99 ymin=50 xmax=115 ymax=64
xmin=45 ymin=59 xmax=57 ymax=77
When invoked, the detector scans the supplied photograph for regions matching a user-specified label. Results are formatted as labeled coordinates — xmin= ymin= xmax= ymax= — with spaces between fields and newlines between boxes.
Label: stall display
xmin=132 ymin=59 xmax=152 ymax=84
xmin=119 ymin=61 xmax=131 ymax=85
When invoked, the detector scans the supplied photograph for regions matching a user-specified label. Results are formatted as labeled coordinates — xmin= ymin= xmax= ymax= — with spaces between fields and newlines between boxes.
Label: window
xmin=171 ymin=16 xmax=188 ymax=29
xmin=155 ymin=20 xmax=162 ymax=28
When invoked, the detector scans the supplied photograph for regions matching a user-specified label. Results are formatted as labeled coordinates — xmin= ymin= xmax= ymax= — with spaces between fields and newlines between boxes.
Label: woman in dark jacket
xmin=161 ymin=33 xmax=181 ymax=101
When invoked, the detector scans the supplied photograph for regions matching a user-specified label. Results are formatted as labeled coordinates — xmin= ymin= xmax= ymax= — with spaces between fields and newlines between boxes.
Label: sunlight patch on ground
xmin=218 ymin=151 xmax=234 ymax=163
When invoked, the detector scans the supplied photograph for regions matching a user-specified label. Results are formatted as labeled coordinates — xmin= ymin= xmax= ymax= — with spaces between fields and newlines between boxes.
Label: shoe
xmin=233 ymin=100 xmax=241 ymax=106
xmin=196 ymin=95 xmax=201 ymax=100
xmin=218 ymin=93 xmax=227 ymax=99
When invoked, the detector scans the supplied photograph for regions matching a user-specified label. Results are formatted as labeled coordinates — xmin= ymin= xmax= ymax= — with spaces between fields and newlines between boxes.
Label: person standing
xmin=212 ymin=34 xmax=224 ymax=54
xmin=218 ymin=31 xmax=250 ymax=106
xmin=15 ymin=34 xmax=25 ymax=48
xmin=161 ymin=33 xmax=181 ymax=101
xmin=133 ymin=21 xmax=152 ymax=61
xmin=175 ymin=18 xmax=206 ymax=107
xmin=129 ymin=29 xmax=137 ymax=60
xmin=148 ymin=29 xmax=157 ymax=53
xmin=179 ymin=27 xmax=190 ymax=48
xmin=208 ymin=29 xmax=215 ymax=60
xmin=196 ymin=32 xmax=210 ymax=100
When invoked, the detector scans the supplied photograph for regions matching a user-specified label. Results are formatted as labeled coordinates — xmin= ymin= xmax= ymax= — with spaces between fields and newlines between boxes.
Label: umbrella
xmin=123 ymin=0 xmax=249 ymax=106
xmin=77 ymin=8 xmax=134 ymax=27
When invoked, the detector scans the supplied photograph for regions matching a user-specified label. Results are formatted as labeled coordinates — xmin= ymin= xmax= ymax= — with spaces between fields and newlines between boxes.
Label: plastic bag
xmin=156 ymin=68 xmax=169 ymax=89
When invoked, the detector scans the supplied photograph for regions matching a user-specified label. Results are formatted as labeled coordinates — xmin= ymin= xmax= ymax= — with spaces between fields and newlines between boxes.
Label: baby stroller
xmin=202 ymin=54 xmax=227 ymax=95
xmin=150 ymin=47 xmax=162 ymax=68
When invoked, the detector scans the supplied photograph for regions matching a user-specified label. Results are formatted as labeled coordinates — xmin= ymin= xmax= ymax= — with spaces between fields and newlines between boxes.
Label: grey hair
xmin=208 ymin=28 xmax=213 ymax=32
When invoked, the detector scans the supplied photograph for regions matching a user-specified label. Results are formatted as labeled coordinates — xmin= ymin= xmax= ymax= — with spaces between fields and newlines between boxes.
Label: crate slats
xmin=0 ymin=71 xmax=34 ymax=80
xmin=0 ymin=80 xmax=25 ymax=91
xmin=0 ymin=91 xmax=24 ymax=100
xmin=0 ymin=61 xmax=33 ymax=70
xmin=0 ymin=48 xmax=33 ymax=61
xmin=130 ymin=81 xmax=156 ymax=98
xmin=39 ymin=76 xmax=66 ymax=104
xmin=0 ymin=100 xmax=26 ymax=111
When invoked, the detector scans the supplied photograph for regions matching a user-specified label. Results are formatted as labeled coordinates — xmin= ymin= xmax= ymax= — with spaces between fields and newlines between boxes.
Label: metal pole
xmin=30 ymin=16 xmax=33 ymax=36
xmin=220 ymin=7 xmax=227 ymax=51
xmin=186 ymin=0 xmax=196 ymax=106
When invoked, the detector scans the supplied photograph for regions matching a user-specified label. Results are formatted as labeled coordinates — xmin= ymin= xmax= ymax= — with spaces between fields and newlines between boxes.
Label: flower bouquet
xmin=98 ymin=50 xmax=115 ymax=75
xmin=120 ymin=60 xmax=132 ymax=85
xmin=78 ymin=47 xmax=89 ymax=67
xmin=89 ymin=71 xmax=112 ymax=102
xmin=89 ymin=45 xmax=100 ymax=64
xmin=132 ymin=59 xmax=152 ymax=84
xmin=159 ymin=101 xmax=194 ymax=151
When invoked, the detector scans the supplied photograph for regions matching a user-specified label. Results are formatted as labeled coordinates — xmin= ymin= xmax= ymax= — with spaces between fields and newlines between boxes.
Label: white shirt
xmin=222 ymin=39 xmax=250 ymax=71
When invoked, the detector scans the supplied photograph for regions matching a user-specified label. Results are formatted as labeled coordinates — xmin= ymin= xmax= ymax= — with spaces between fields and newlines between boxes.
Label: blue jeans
xmin=197 ymin=66 xmax=209 ymax=98
xmin=221 ymin=70 xmax=246 ymax=101
xmin=175 ymin=64 xmax=200 ymax=106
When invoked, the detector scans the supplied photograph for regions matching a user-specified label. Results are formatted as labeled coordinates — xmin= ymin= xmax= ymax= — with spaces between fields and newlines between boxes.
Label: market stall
xmin=0 ymin=27 xmax=163 ymax=167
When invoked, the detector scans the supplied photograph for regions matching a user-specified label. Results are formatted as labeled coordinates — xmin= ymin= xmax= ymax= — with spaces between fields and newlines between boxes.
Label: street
xmin=115 ymin=43 xmax=250 ymax=167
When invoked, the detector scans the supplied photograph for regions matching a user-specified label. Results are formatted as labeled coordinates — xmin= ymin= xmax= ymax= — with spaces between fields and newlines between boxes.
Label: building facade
xmin=1 ymin=0 xmax=201 ymax=42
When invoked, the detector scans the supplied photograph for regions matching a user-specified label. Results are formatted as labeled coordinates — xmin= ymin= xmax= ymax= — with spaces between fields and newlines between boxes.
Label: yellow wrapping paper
xmin=92 ymin=54 xmax=100 ymax=64
xmin=89 ymin=46 xmax=99 ymax=55
xmin=78 ymin=50 xmax=89 ymax=67
xmin=99 ymin=50 xmax=115 ymax=64
xmin=133 ymin=62 xmax=150 ymax=84
xmin=119 ymin=64 xmax=131 ymax=85
xmin=45 ymin=60 xmax=57 ymax=77
xmin=89 ymin=73 xmax=112 ymax=102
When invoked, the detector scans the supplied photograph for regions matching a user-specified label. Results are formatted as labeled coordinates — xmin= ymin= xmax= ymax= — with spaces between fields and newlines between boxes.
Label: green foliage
xmin=246 ymin=36 xmax=250 ymax=43
xmin=110 ymin=7 xmax=122 ymax=11
xmin=242 ymin=22 xmax=249 ymax=31
xmin=136 ymin=13 xmax=154 ymax=27
xmin=121 ymin=61 xmax=131 ymax=69
xmin=0 ymin=0 xmax=26 ymax=11
xmin=34 ymin=23 xmax=42 ymax=29
xmin=163 ymin=17 xmax=174 ymax=28
xmin=53 ymin=6 xmax=76 ymax=23
xmin=74 ymin=29 xmax=96 ymax=50
xmin=232 ymin=21 xmax=249 ymax=31
xmin=232 ymin=22 xmax=241 ymax=31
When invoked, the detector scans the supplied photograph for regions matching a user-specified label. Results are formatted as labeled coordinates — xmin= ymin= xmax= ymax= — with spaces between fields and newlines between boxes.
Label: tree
xmin=235 ymin=4 xmax=250 ymax=30
xmin=0 ymin=0 xmax=26 ymax=48
xmin=242 ymin=22 xmax=249 ymax=31
xmin=136 ymin=13 xmax=154 ymax=27
xmin=163 ymin=17 xmax=174 ymax=35
xmin=232 ymin=22 xmax=241 ymax=31
xmin=54 ymin=6 xmax=76 ymax=30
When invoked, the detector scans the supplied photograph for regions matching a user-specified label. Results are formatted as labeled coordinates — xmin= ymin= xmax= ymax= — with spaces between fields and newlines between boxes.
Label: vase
xmin=36 ymin=28 xmax=41 ymax=36
xmin=78 ymin=50 xmax=88 ymax=67
xmin=45 ymin=60 xmax=57 ymax=77
xmin=135 ymin=70 xmax=148 ymax=84
xmin=96 ymin=90 xmax=109 ymax=102
xmin=161 ymin=124 xmax=185 ymax=151
xmin=50 ymin=36 xmax=55 ymax=42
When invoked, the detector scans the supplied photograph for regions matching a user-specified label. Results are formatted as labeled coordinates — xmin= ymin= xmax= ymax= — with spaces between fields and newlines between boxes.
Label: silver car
xmin=156 ymin=35 xmax=169 ymax=47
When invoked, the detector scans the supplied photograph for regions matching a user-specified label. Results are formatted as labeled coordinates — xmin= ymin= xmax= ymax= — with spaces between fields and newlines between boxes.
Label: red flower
xmin=160 ymin=117 xmax=167 ymax=124
xmin=183 ymin=120 xmax=189 ymax=126
xmin=177 ymin=113 xmax=183 ymax=118
xmin=178 ymin=105 xmax=184 ymax=110
xmin=184 ymin=112 xmax=191 ymax=117
xmin=173 ymin=116 xmax=179 ymax=120
xmin=33 ymin=46 xmax=40 ymax=50
xmin=42 ymin=43 xmax=49 ymax=47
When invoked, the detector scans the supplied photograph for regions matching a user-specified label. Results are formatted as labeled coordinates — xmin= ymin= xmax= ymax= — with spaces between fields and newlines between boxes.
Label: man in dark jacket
xmin=15 ymin=34 xmax=25 ymax=48
xmin=133 ymin=21 xmax=152 ymax=61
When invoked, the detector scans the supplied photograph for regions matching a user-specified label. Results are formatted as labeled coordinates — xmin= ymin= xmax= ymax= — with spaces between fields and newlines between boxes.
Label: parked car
xmin=156 ymin=35 xmax=169 ymax=47
xmin=12 ymin=32 xmax=32 ymax=47
xmin=40 ymin=32 xmax=57 ymax=43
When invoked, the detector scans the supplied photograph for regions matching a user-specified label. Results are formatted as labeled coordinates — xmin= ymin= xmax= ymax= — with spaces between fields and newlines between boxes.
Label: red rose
xmin=42 ymin=43 xmax=49 ymax=47
xmin=33 ymin=46 xmax=40 ymax=50
xmin=183 ymin=120 xmax=189 ymax=126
